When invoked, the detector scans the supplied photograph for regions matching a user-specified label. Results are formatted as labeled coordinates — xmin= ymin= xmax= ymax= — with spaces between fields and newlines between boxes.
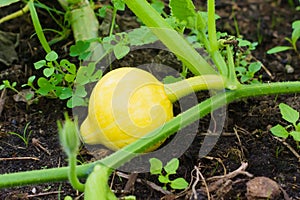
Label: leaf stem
xmin=206 ymin=0 xmax=229 ymax=78
xmin=164 ymin=75 xmax=225 ymax=103
xmin=28 ymin=0 xmax=51 ymax=53
xmin=0 ymin=2 xmax=29 ymax=24
xmin=123 ymin=0 xmax=217 ymax=76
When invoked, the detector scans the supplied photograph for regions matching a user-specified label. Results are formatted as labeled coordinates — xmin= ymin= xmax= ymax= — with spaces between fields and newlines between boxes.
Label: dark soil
xmin=0 ymin=0 xmax=299 ymax=199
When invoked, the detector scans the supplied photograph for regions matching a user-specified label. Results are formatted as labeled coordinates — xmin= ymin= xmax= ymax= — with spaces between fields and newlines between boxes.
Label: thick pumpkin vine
xmin=1 ymin=0 xmax=300 ymax=199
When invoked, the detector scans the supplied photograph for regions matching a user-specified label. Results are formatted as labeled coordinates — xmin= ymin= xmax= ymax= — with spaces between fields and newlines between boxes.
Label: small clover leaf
xmin=112 ymin=0 xmax=125 ymax=11
xmin=45 ymin=51 xmax=58 ymax=62
xmin=34 ymin=60 xmax=46 ymax=69
xmin=36 ymin=78 xmax=53 ymax=95
xmin=43 ymin=67 xmax=54 ymax=77
xmin=113 ymin=43 xmax=130 ymax=59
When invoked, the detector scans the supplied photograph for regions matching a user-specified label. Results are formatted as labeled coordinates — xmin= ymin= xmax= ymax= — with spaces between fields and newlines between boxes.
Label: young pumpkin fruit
xmin=80 ymin=67 xmax=173 ymax=151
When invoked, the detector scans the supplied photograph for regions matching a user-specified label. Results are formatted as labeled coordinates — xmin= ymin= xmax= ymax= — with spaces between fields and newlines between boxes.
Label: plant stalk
xmin=123 ymin=0 xmax=217 ymax=76
xmin=0 ymin=3 xmax=29 ymax=24
xmin=164 ymin=75 xmax=225 ymax=103
xmin=28 ymin=0 xmax=51 ymax=53
xmin=206 ymin=0 xmax=229 ymax=78
xmin=1 ymin=81 xmax=300 ymax=188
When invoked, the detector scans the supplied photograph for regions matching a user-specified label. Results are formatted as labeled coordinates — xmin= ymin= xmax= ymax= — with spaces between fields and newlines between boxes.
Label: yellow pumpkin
xmin=80 ymin=67 xmax=173 ymax=151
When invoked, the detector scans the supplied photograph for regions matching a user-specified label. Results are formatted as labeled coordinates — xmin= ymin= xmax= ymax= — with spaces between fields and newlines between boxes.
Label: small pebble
xmin=285 ymin=64 xmax=294 ymax=74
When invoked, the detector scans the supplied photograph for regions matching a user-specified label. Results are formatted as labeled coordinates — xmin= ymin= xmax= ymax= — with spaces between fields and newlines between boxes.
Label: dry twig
xmin=192 ymin=165 xmax=210 ymax=200
xmin=273 ymin=136 xmax=300 ymax=162
xmin=0 ymin=156 xmax=39 ymax=161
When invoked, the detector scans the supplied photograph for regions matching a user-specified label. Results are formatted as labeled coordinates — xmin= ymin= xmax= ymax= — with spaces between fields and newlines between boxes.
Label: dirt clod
xmin=246 ymin=176 xmax=281 ymax=200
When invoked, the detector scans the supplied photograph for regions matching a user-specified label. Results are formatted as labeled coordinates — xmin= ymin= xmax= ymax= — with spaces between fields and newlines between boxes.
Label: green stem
xmin=164 ymin=75 xmax=225 ymax=103
xmin=226 ymin=45 xmax=240 ymax=89
xmin=0 ymin=3 xmax=29 ymax=24
xmin=206 ymin=0 xmax=229 ymax=78
xmin=28 ymin=0 xmax=51 ymax=53
xmin=68 ymin=154 xmax=85 ymax=192
xmin=1 ymin=81 xmax=300 ymax=188
xmin=109 ymin=8 xmax=117 ymax=36
xmin=207 ymin=0 xmax=218 ymax=51
xmin=124 ymin=0 xmax=217 ymax=76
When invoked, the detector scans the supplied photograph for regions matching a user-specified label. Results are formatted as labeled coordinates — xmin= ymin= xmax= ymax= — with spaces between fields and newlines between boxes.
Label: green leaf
xmin=158 ymin=175 xmax=170 ymax=184
xmin=291 ymin=26 xmax=300 ymax=46
xmin=170 ymin=178 xmax=188 ymax=190
xmin=67 ymin=96 xmax=87 ymax=108
xmin=98 ymin=5 xmax=113 ymax=18
xmin=74 ymin=85 xmax=87 ymax=97
xmin=51 ymin=74 xmax=64 ymax=85
xmin=0 ymin=0 xmax=20 ymax=7
xmin=267 ymin=46 xmax=292 ymax=54
xmin=75 ymin=67 xmax=89 ymax=85
xmin=237 ymin=38 xmax=251 ymax=47
xmin=58 ymin=87 xmax=73 ymax=100
xmin=28 ymin=75 xmax=36 ymax=83
xmin=296 ymin=122 xmax=300 ymax=132
xmin=45 ymin=51 xmax=58 ymax=62
xmin=279 ymin=103 xmax=299 ymax=125
xmin=164 ymin=158 xmax=179 ymax=175
xmin=79 ymin=51 xmax=92 ymax=61
xmin=65 ymin=74 xmax=76 ymax=83
xmin=43 ymin=67 xmax=54 ymax=77
xmin=240 ymin=75 xmax=251 ymax=83
xmin=270 ymin=124 xmax=289 ymax=139
xmin=70 ymin=40 xmax=90 ymax=57
xmin=60 ymin=59 xmax=76 ymax=74
xmin=34 ymin=60 xmax=46 ymax=69
xmin=235 ymin=67 xmax=247 ymax=74
xmin=292 ymin=20 xmax=300 ymax=30
xmin=170 ymin=0 xmax=196 ymax=22
xmin=25 ymin=92 xmax=34 ymax=101
xmin=128 ymin=27 xmax=158 ymax=46
xmin=37 ymin=78 xmax=53 ymax=95
xmin=290 ymin=131 xmax=300 ymax=142
xmin=248 ymin=62 xmax=261 ymax=73
xmin=113 ymin=44 xmax=130 ymax=59
xmin=112 ymin=0 xmax=125 ymax=11
xmin=84 ymin=165 xmax=118 ymax=200
xmin=90 ymin=70 xmax=103 ymax=82
xmin=149 ymin=158 xmax=163 ymax=175
xmin=151 ymin=0 xmax=165 ymax=14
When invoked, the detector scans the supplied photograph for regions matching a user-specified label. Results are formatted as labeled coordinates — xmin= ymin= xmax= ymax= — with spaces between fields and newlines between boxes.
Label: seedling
xmin=0 ymin=51 xmax=102 ymax=108
xmin=270 ymin=103 xmax=300 ymax=148
xmin=8 ymin=122 xmax=32 ymax=148
xmin=149 ymin=158 xmax=189 ymax=190
xmin=235 ymin=61 xmax=262 ymax=84
xmin=267 ymin=20 xmax=300 ymax=54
